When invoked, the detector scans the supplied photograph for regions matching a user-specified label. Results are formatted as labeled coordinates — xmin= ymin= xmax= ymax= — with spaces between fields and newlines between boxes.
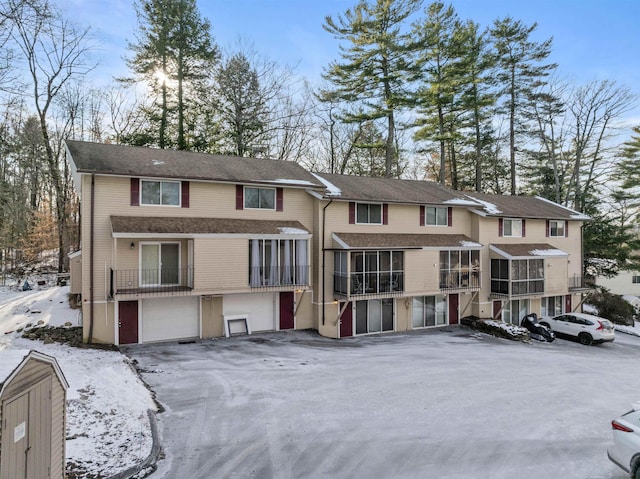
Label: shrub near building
xmin=586 ymin=288 xmax=635 ymax=326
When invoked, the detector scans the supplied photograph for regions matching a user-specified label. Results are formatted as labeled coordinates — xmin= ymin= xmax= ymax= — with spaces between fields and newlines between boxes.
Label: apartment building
xmin=66 ymin=140 xmax=591 ymax=344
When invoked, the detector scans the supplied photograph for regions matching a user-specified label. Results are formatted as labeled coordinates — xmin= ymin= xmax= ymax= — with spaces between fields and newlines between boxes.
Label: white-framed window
xmin=249 ymin=239 xmax=308 ymax=286
xmin=356 ymin=202 xmax=382 ymax=224
xmin=140 ymin=242 xmax=180 ymax=286
xmin=632 ymin=275 xmax=640 ymax=284
xmin=549 ymin=220 xmax=566 ymax=237
xmin=426 ymin=206 xmax=448 ymax=226
xmin=244 ymin=187 xmax=276 ymax=210
xmin=412 ymin=295 xmax=447 ymax=328
xmin=141 ymin=179 xmax=180 ymax=206
xmin=503 ymin=218 xmax=522 ymax=237
xmin=541 ymin=296 xmax=564 ymax=317
xmin=355 ymin=298 xmax=394 ymax=334
xmin=503 ymin=299 xmax=529 ymax=326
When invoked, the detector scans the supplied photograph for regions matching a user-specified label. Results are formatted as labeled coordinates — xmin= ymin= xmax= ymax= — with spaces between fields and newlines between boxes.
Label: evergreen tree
xmin=412 ymin=2 xmax=464 ymax=187
xmin=126 ymin=0 xmax=217 ymax=149
xmin=321 ymin=0 xmax=422 ymax=177
xmin=489 ymin=17 xmax=556 ymax=194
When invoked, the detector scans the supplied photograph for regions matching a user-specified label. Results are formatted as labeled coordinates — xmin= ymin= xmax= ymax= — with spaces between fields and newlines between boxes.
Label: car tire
xmin=578 ymin=333 xmax=593 ymax=346
xmin=634 ymin=465 xmax=640 ymax=479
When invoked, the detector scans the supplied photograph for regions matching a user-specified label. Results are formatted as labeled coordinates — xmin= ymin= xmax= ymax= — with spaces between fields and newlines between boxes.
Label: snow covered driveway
xmin=125 ymin=328 xmax=638 ymax=479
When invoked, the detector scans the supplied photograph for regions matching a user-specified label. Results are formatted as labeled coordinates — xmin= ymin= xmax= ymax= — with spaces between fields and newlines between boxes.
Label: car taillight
xmin=596 ymin=321 xmax=604 ymax=331
xmin=612 ymin=420 xmax=634 ymax=432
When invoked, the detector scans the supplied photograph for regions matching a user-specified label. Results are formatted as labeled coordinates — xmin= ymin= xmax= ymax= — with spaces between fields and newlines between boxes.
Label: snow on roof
xmin=272 ymin=178 xmax=318 ymax=186
xmin=535 ymin=196 xmax=592 ymax=220
xmin=464 ymin=195 xmax=502 ymax=215
xmin=0 ymin=349 xmax=30 ymax=383
xmin=311 ymin=172 xmax=342 ymax=196
xmin=444 ymin=198 xmax=482 ymax=206
xmin=460 ymin=240 xmax=483 ymax=248
xmin=277 ymin=227 xmax=310 ymax=235
xmin=529 ymin=248 xmax=568 ymax=256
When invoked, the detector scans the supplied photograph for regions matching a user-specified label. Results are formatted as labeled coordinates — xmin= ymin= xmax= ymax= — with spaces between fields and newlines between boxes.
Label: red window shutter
xmin=236 ymin=185 xmax=243 ymax=210
xmin=522 ymin=219 xmax=526 ymax=237
xmin=447 ymin=207 xmax=453 ymax=227
xmin=498 ymin=218 xmax=503 ymax=237
xmin=349 ymin=202 xmax=355 ymax=224
xmin=420 ymin=206 xmax=425 ymax=226
xmin=565 ymin=221 xmax=569 ymax=237
xmin=383 ymin=203 xmax=388 ymax=225
xmin=276 ymin=188 xmax=283 ymax=211
xmin=181 ymin=181 xmax=189 ymax=208
xmin=130 ymin=178 xmax=139 ymax=206
xmin=546 ymin=220 xmax=550 ymax=237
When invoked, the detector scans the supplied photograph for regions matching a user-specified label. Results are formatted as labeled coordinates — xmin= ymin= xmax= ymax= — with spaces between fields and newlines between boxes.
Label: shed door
xmin=1 ymin=377 xmax=52 ymax=479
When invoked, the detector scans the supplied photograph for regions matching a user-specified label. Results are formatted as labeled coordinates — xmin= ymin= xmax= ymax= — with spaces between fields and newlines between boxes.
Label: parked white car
xmin=608 ymin=404 xmax=640 ymax=478
xmin=538 ymin=312 xmax=615 ymax=345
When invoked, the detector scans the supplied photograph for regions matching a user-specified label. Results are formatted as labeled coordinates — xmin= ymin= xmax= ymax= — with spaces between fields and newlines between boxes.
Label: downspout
xmin=321 ymin=198 xmax=333 ymax=326
xmin=88 ymin=173 xmax=95 ymax=344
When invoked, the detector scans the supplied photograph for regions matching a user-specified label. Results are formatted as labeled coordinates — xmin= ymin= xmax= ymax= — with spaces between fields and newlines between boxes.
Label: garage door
xmin=142 ymin=297 xmax=199 ymax=342
xmin=223 ymin=293 xmax=275 ymax=332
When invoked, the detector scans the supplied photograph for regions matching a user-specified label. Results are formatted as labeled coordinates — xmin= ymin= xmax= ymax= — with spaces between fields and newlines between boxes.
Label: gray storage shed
xmin=0 ymin=349 xmax=68 ymax=479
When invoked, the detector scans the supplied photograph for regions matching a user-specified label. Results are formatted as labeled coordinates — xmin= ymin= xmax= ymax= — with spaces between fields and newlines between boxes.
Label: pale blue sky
xmin=69 ymin=0 xmax=640 ymax=119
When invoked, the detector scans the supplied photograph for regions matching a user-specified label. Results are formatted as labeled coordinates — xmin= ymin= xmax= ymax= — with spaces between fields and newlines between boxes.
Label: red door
xmin=448 ymin=294 xmax=459 ymax=325
xmin=565 ymin=295 xmax=572 ymax=313
xmin=118 ymin=300 xmax=139 ymax=344
xmin=339 ymin=302 xmax=352 ymax=338
xmin=279 ymin=292 xmax=295 ymax=330
xmin=493 ymin=300 xmax=502 ymax=320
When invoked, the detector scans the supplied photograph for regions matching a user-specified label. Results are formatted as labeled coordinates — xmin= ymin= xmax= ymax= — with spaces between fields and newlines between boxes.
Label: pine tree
xmin=126 ymin=0 xmax=217 ymax=149
xmin=489 ymin=17 xmax=556 ymax=194
xmin=321 ymin=0 xmax=422 ymax=177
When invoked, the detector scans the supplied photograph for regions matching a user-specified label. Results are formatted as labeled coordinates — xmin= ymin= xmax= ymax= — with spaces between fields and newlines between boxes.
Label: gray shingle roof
xmin=111 ymin=216 xmax=310 ymax=235
xmin=333 ymin=233 xmax=482 ymax=249
xmin=465 ymin=192 xmax=589 ymax=221
xmin=313 ymin=172 xmax=477 ymax=205
xmin=66 ymin=140 xmax=324 ymax=188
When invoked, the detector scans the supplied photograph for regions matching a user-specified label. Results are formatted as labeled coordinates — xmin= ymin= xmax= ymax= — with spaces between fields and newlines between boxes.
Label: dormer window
xmin=141 ymin=179 xmax=180 ymax=206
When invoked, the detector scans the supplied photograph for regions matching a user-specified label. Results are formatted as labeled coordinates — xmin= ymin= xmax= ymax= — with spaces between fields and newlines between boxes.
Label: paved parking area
xmin=123 ymin=327 xmax=638 ymax=479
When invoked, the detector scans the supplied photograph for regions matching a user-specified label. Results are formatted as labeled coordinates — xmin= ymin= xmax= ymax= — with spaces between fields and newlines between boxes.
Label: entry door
xmin=448 ymin=294 xmax=459 ymax=325
xmin=119 ymin=300 xmax=139 ymax=344
xmin=565 ymin=295 xmax=572 ymax=313
xmin=339 ymin=302 xmax=353 ymax=338
xmin=279 ymin=292 xmax=294 ymax=330
xmin=1 ymin=378 xmax=52 ymax=479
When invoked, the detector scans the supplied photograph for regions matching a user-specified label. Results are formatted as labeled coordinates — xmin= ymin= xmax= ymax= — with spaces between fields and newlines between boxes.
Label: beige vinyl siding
xmin=193 ymin=238 xmax=249 ymax=292
xmin=82 ymin=302 xmax=115 ymax=344
xmin=294 ymin=292 xmax=314 ymax=330
xmin=544 ymin=257 xmax=569 ymax=295
xmin=1 ymin=360 xmax=51 ymax=400
xmin=404 ymin=250 xmax=441 ymax=295
xmin=69 ymin=254 xmax=82 ymax=295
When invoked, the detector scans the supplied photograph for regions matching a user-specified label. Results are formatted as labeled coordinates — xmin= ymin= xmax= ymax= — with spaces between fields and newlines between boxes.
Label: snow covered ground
xmin=0 ymin=282 xmax=156 ymax=478
xmin=128 ymin=325 xmax=640 ymax=479
xmin=2 ymin=279 xmax=639 ymax=478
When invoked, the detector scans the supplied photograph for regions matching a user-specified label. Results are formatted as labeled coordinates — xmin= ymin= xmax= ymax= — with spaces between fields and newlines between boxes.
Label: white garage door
xmin=223 ymin=293 xmax=275 ymax=332
xmin=142 ymin=296 xmax=199 ymax=342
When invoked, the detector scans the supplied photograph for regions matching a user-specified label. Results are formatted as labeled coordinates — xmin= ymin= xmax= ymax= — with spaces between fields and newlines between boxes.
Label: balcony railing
xmin=334 ymin=272 xmax=404 ymax=298
xmin=249 ymin=265 xmax=310 ymax=290
xmin=439 ymin=270 xmax=481 ymax=292
xmin=490 ymin=278 xmax=545 ymax=299
xmin=111 ymin=267 xmax=193 ymax=296
xmin=568 ymin=275 xmax=596 ymax=291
